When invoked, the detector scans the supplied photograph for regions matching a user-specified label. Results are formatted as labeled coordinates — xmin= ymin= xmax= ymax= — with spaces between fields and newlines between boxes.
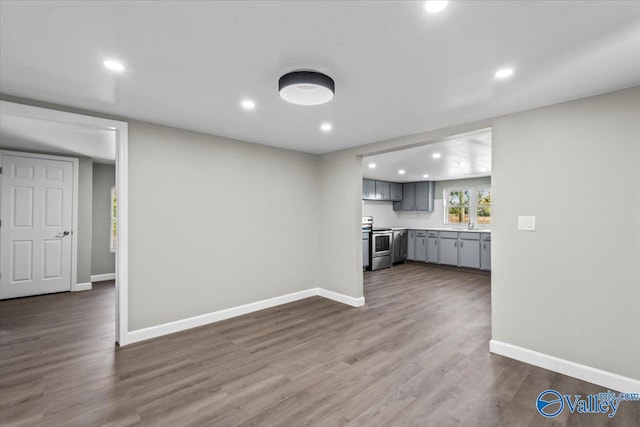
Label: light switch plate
xmin=518 ymin=215 xmax=536 ymax=231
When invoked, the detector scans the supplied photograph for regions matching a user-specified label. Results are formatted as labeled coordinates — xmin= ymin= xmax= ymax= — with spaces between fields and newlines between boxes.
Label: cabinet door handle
xmin=483 ymin=243 xmax=486 ymax=250
xmin=454 ymin=241 xmax=457 ymax=247
xmin=435 ymin=240 xmax=437 ymax=246
xmin=461 ymin=241 xmax=464 ymax=248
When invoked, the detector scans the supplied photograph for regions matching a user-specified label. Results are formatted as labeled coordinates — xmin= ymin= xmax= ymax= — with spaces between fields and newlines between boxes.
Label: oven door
xmin=372 ymin=232 xmax=392 ymax=257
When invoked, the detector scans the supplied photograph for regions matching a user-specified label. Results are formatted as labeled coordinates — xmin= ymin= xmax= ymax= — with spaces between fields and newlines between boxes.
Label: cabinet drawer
xmin=426 ymin=231 xmax=438 ymax=238
xmin=362 ymin=233 xmax=370 ymax=240
xmin=439 ymin=231 xmax=458 ymax=239
xmin=459 ymin=232 xmax=480 ymax=240
xmin=481 ymin=233 xmax=491 ymax=241
xmin=415 ymin=231 xmax=427 ymax=237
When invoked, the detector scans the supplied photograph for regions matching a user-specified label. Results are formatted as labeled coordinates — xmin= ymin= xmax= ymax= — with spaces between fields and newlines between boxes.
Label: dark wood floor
xmin=1 ymin=265 xmax=638 ymax=426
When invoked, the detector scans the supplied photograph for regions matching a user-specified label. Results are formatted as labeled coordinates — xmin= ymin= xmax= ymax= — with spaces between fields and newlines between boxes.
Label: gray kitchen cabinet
xmin=415 ymin=181 xmax=435 ymax=211
xmin=407 ymin=230 xmax=416 ymax=261
xmin=392 ymin=229 xmax=408 ymax=263
xmin=439 ymin=232 xmax=459 ymax=266
xmin=400 ymin=183 xmax=415 ymax=210
xmin=362 ymin=232 xmax=370 ymax=269
xmin=393 ymin=181 xmax=434 ymax=211
xmin=459 ymin=232 xmax=480 ymax=268
xmin=390 ymin=182 xmax=403 ymax=201
xmin=427 ymin=231 xmax=439 ymax=263
xmin=363 ymin=179 xmax=376 ymax=200
xmin=415 ymin=230 xmax=427 ymax=262
xmin=480 ymin=233 xmax=491 ymax=271
xmin=375 ymin=181 xmax=390 ymax=200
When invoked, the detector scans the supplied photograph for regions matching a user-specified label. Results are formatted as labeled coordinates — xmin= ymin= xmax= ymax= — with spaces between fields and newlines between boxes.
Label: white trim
xmin=75 ymin=282 xmax=92 ymax=291
xmin=125 ymin=288 xmax=365 ymax=345
xmin=490 ymin=340 xmax=640 ymax=393
xmin=0 ymin=150 xmax=79 ymax=294
xmin=91 ymin=273 xmax=115 ymax=282
xmin=1 ymin=101 xmax=129 ymax=346
xmin=316 ymin=287 xmax=365 ymax=307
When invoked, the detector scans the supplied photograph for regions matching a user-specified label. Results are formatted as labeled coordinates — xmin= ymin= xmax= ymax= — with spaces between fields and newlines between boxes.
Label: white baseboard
xmin=91 ymin=273 xmax=115 ymax=282
xmin=74 ymin=282 xmax=92 ymax=291
xmin=490 ymin=340 xmax=640 ymax=393
xmin=124 ymin=287 xmax=364 ymax=346
xmin=316 ymin=287 xmax=365 ymax=307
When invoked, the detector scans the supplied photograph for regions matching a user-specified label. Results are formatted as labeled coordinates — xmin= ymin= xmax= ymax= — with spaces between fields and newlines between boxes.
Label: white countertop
xmin=390 ymin=227 xmax=491 ymax=233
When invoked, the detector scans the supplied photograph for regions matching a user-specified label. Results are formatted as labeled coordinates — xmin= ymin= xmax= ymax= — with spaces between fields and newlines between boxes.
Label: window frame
xmin=444 ymin=185 xmax=491 ymax=225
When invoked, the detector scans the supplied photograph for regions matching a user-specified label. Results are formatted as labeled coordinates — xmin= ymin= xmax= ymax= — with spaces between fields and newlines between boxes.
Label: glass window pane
xmin=477 ymin=206 xmax=491 ymax=224
xmin=448 ymin=207 xmax=470 ymax=223
xmin=448 ymin=190 xmax=460 ymax=206
xmin=477 ymin=188 xmax=491 ymax=206
xmin=460 ymin=190 xmax=471 ymax=206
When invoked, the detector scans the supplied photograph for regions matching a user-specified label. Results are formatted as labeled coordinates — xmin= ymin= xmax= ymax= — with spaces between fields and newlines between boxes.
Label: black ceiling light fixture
xmin=278 ymin=71 xmax=335 ymax=106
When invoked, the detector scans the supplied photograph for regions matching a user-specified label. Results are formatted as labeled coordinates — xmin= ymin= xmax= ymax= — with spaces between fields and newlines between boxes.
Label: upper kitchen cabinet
xmin=363 ymin=179 xmax=376 ymax=200
xmin=362 ymin=179 xmax=403 ymax=201
xmin=415 ymin=181 xmax=435 ymax=211
xmin=393 ymin=181 xmax=434 ymax=211
xmin=375 ymin=181 xmax=390 ymax=200
xmin=390 ymin=182 xmax=403 ymax=201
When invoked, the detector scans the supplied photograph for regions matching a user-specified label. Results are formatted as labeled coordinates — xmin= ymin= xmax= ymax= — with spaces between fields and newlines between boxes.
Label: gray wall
xmin=127 ymin=121 xmax=320 ymax=330
xmin=76 ymin=157 xmax=93 ymax=284
xmin=91 ymin=163 xmax=115 ymax=276
xmin=492 ymin=87 xmax=640 ymax=380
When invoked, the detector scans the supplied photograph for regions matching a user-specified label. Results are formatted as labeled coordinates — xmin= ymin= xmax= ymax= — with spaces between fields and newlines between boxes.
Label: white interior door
xmin=1 ymin=154 xmax=74 ymax=299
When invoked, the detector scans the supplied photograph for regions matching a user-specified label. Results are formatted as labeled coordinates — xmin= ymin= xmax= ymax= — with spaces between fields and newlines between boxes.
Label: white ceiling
xmin=363 ymin=129 xmax=491 ymax=182
xmin=1 ymin=1 xmax=639 ymax=154
xmin=0 ymin=113 xmax=116 ymax=164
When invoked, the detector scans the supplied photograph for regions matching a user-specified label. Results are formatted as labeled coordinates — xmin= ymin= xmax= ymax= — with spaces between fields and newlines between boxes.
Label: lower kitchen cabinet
xmin=362 ymin=232 xmax=370 ymax=269
xmin=427 ymin=231 xmax=439 ymax=263
xmin=439 ymin=232 xmax=459 ymax=266
xmin=415 ymin=231 xmax=427 ymax=262
xmin=459 ymin=232 xmax=480 ymax=268
xmin=480 ymin=233 xmax=491 ymax=271
xmin=407 ymin=230 xmax=416 ymax=261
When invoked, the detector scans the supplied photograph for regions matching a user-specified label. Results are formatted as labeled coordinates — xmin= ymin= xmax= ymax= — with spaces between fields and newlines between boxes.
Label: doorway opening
xmin=0 ymin=101 xmax=129 ymax=345
xmin=359 ymin=128 xmax=492 ymax=274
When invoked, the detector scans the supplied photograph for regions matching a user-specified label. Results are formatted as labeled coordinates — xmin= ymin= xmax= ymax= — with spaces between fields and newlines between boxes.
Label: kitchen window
xmin=445 ymin=186 xmax=491 ymax=225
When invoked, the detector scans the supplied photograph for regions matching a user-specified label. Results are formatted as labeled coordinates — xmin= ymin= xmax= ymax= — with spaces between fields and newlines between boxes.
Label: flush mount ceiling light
xmin=279 ymin=71 xmax=335 ymax=105
xmin=241 ymin=99 xmax=256 ymax=110
xmin=368 ymin=163 xmax=376 ymax=169
xmin=398 ymin=169 xmax=406 ymax=175
xmin=103 ymin=59 xmax=125 ymax=72
xmin=432 ymin=153 xmax=441 ymax=159
xmin=495 ymin=68 xmax=514 ymax=79
xmin=423 ymin=174 xmax=429 ymax=178
xmin=320 ymin=123 xmax=332 ymax=132
xmin=424 ymin=1 xmax=448 ymax=14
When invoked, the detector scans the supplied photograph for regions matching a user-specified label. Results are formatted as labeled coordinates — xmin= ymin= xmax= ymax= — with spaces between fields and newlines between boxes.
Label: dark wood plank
xmin=1 ymin=268 xmax=637 ymax=426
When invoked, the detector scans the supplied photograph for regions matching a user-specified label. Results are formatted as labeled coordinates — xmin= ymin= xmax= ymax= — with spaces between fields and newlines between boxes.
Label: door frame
xmin=0 ymin=150 xmax=79 ymax=293
xmin=0 ymin=100 xmax=129 ymax=345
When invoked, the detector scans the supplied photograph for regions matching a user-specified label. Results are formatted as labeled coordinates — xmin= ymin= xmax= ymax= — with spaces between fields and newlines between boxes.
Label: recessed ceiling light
xmin=279 ymin=71 xmax=335 ymax=105
xmin=368 ymin=163 xmax=376 ymax=169
xmin=480 ymin=168 xmax=487 ymax=172
xmin=432 ymin=153 xmax=441 ymax=159
xmin=423 ymin=174 xmax=429 ymax=178
xmin=424 ymin=1 xmax=448 ymax=14
xmin=398 ymin=169 xmax=406 ymax=175
xmin=321 ymin=123 xmax=332 ymax=132
xmin=241 ymin=99 xmax=256 ymax=110
xmin=494 ymin=68 xmax=514 ymax=79
xmin=103 ymin=60 xmax=125 ymax=72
